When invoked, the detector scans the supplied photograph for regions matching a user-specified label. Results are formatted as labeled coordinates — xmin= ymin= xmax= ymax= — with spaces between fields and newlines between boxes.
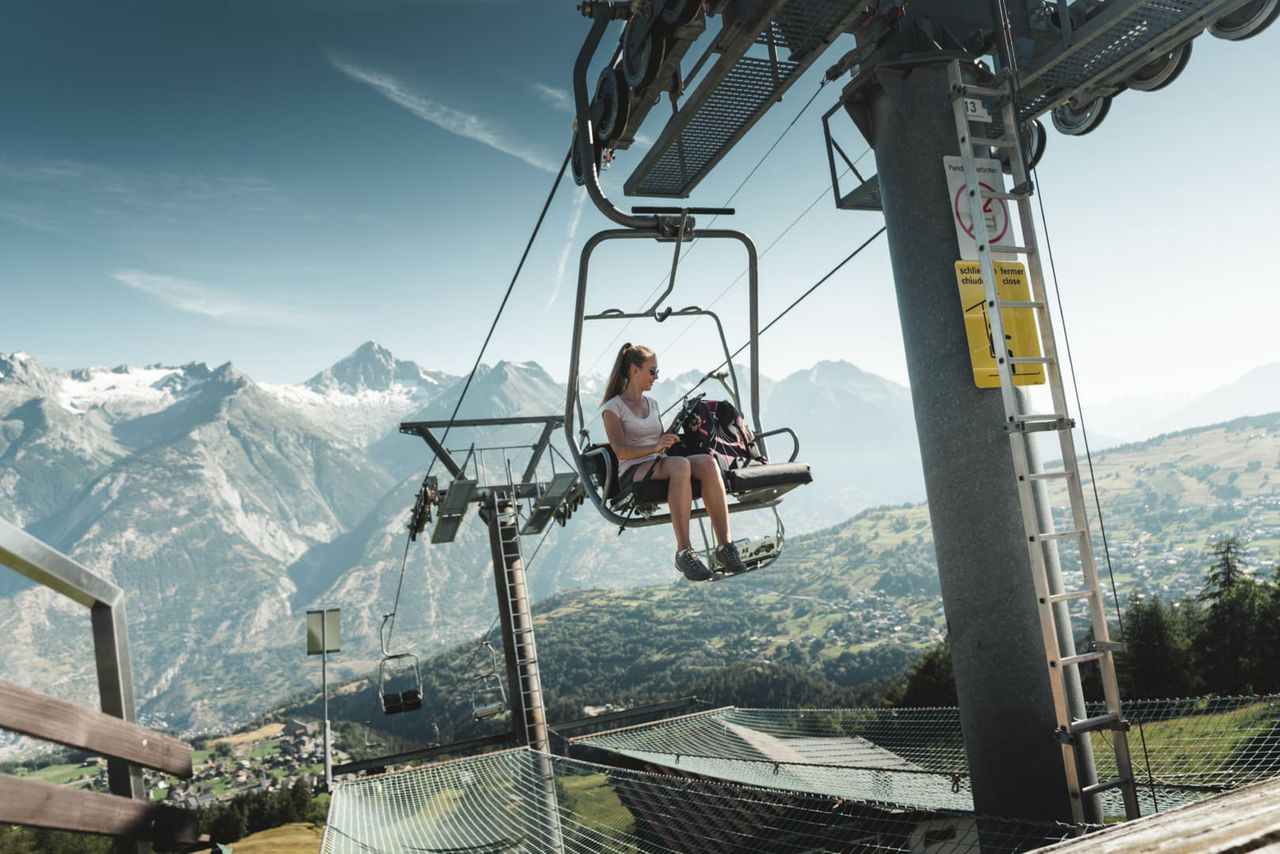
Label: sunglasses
xmin=648 ymin=367 xmax=660 ymax=377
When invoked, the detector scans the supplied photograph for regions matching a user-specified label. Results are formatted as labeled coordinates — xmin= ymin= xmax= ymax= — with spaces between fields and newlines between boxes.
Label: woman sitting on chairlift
xmin=601 ymin=343 xmax=748 ymax=581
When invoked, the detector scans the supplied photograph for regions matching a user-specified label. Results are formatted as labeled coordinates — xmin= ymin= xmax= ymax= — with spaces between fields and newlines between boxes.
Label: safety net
xmin=321 ymin=748 xmax=1082 ymax=853
xmin=570 ymin=695 xmax=1280 ymax=819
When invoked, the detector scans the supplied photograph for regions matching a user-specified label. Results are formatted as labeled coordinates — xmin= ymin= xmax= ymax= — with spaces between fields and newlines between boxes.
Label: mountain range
xmin=1 ymin=342 xmax=1275 ymax=739
xmin=0 ymin=343 xmax=922 ymax=735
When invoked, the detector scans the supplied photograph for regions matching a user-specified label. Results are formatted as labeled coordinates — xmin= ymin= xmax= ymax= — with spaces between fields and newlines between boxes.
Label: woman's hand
xmin=656 ymin=433 xmax=679 ymax=453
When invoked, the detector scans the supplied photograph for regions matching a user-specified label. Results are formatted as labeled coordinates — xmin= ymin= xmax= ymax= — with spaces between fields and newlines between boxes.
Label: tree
xmin=206 ymin=807 xmax=247 ymax=845
xmin=1253 ymin=561 xmax=1280 ymax=693
xmin=1202 ymin=537 xmax=1247 ymax=603
xmin=1116 ymin=596 xmax=1197 ymax=699
xmin=889 ymin=642 xmax=956 ymax=707
xmin=1196 ymin=537 xmax=1266 ymax=694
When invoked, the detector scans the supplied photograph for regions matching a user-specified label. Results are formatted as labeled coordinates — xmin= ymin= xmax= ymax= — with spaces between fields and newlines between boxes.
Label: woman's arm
xmin=602 ymin=410 xmax=677 ymax=460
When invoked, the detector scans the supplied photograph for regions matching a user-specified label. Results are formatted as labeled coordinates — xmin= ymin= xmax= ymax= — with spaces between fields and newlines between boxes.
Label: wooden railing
xmin=0 ymin=518 xmax=199 ymax=850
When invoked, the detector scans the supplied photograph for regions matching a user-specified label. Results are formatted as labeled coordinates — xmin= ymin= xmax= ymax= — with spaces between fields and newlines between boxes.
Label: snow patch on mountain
xmin=259 ymin=381 xmax=423 ymax=444
xmin=56 ymin=364 xmax=209 ymax=417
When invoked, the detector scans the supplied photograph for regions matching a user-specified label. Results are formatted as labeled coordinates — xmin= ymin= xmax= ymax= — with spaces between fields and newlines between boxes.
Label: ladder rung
xmin=1093 ymin=640 xmax=1126 ymax=653
xmin=955 ymin=83 xmax=1006 ymax=100
xmin=1070 ymin=713 xmax=1123 ymax=735
xmin=1048 ymin=589 xmax=1095 ymax=603
xmin=1060 ymin=651 xmax=1105 ymax=667
xmin=982 ymin=189 xmax=1031 ymax=202
xmin=969 ymin=135 xmax=1017 ymax=149
xmin=1007 ymin=356 xmax=1053 ymax=365
xmin=995 ymin=300 xmax=1045 ymax=309
xmin=982 ymin=244 xmax=1035 ymax=255
xmin=1081 ymin=776 xmax=1131 ymax=797
xmin=1036 ymin=529 xmax=1086 ymax=542
xmin=1026 ymin=471 xmax=1073 ymax=481
xmin=1006 ymin=416 xmax=1074 ymax=433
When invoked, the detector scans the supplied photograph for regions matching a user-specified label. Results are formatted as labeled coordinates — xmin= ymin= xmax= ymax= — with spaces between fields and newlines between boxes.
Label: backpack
xmin=669 ymin=399 xmax=765 ymax=470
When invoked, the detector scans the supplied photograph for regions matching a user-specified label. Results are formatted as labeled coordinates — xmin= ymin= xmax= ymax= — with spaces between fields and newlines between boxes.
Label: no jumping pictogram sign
xmin=943 ymin=155 xmax=1015 ymax=261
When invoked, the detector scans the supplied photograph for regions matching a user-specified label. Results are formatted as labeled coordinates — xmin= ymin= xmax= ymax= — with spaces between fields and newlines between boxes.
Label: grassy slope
xmin=228 ymin=822 xmax=325 ymax=853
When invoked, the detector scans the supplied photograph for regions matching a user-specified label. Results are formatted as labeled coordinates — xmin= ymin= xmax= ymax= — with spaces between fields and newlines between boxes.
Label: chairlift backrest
xmin=378 ymin=651 xmax=424 ymax=716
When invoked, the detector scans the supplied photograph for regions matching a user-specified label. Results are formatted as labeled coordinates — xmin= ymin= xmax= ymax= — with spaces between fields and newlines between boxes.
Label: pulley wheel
xmin=1209 ymin=0 xmax=1280 ymax=39
xmin=593 ymin=66 xmax=632 ymax=144
xmin=1127 ymin=42 xmax=1192 ymax=91
xmin=1000 ymin=119 xmax=1048 ymax=174
xmin=1051 ymin=95 xmax=1112 ymax=137
xmin=570 ymin=130 xmax=601 ymax=187
xmin=660 ymin=0 xmax=702 ymax=28
xmin=622 ymin=6 xmax=667 ymax=90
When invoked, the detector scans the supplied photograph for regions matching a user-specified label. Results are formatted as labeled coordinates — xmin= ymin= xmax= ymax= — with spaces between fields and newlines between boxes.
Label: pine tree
xmin=1202 ymin=537 xmax=1247 ymax=603
xmin=891 ymin=642 xmax=956 ymax=707
xmin=1196 ymin=537 xmax=1265 ymax=694
xmin=1116 ymin=596 xmax=1196 ymax=699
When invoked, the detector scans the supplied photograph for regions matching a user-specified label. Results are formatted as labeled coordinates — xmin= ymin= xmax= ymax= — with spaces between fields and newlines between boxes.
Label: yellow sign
xmin=955 ymin=261 xmax=1044 ymax=388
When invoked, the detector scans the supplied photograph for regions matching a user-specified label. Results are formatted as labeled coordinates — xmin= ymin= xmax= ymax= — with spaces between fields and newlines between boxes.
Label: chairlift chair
xmin=566 ymin=11 xmax=811 ymax=577
xmin=377 ymin=614 xmax=424 ymax=715
xmin=563 ymin=225 xmax=812 ymax=578
xmin=471 ymin=641 xmax=508 ymax=721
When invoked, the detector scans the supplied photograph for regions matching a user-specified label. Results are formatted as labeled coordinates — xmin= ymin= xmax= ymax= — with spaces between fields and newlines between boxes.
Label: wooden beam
xmin=0 ymin=677 xmax=191 ymax=777
xmin=0 ymin=775 xmax=198 ymax=842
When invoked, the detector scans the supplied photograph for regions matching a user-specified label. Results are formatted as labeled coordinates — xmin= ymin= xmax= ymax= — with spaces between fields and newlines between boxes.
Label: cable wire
xmin=582 ymin=80 xmax=831 ymax=376
xmin=987 ymin=0 xmax=1158 ymax=810
xmin=381 ymin=145 xmax=572 ymax=653
xmin=1032 ymin=165 xmax=1161 ymax=813
xmin=659 ymin=147 xmax=872 ymax=356
xmin=662 ymin=225 xmax=886 ymax=416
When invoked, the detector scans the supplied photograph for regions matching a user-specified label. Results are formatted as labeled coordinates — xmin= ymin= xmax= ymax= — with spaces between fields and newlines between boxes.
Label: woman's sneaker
xmin=675 ymin=548 xmax=714 ymax=582
xmin=715 ymin=541 xmax=749 ymax=574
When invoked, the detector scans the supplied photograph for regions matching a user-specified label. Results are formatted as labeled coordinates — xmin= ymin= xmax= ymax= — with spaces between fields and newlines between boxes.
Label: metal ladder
xmin=492 ymin=494 xmax=564 ymax=853
xmin=492 ymin=495 xmax=551 ymax=753
xmin=946 ymin=59 xmax=1140 ymax=824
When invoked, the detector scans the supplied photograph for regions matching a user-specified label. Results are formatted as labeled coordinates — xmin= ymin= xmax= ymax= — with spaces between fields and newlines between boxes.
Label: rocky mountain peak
xmin=0 ymin=352 xmax=60 ymax=392
xmin=305 ymin=341 xmax=447 ymax=395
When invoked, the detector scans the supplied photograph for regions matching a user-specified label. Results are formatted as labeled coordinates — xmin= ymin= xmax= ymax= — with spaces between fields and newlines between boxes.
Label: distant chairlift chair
xmin=378 ymin=614 xmax=424 ymax=715
xmin=471 ymin=641 xmax=508 ymax=721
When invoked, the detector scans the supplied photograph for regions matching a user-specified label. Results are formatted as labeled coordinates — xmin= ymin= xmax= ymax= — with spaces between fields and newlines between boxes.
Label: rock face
xmin=0 ymin=345 xmax=924 ymax=733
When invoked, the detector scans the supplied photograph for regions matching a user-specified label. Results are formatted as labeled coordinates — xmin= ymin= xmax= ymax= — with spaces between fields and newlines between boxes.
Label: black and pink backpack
xmin=669 ymin=399 xmax=766 ymax=471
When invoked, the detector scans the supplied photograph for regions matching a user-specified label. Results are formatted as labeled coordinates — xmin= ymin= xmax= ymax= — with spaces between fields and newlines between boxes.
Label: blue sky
xmin=2 ymin=1 xmax=1277 ymax=407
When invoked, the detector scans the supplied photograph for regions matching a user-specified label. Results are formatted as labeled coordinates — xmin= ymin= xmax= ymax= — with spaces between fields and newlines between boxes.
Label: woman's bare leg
xmin=662 ymin=456 xmax=693 ymax=550
xmin=635 ymin=457 xmax=693 ymax=550
xmin=690 ymin=454 xmax=731 ymax=545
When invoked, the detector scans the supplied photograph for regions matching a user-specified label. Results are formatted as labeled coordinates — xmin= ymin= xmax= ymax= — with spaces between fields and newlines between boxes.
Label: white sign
xmin=943 ymin=155 xmax=1016 ymax=261
xmin=964 ymin=97 xmax=992 ymax=124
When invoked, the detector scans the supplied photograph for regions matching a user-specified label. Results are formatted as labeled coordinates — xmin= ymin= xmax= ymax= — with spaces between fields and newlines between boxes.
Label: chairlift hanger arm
xmin=402 ymin=416 xmax=564 ymax=430
xmin=520 ymin=420 xmax=559 ymax=485
xmin=574 ymin=7 xmax=684 ymax=234
xmin=400 ymin=424 xmax=463 ymax=478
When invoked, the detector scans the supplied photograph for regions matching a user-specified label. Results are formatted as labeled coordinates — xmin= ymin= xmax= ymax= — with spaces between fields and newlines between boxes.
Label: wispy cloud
xmin=0 ymin=156 xmax=309 ymax=232
xmin=548 ymin=189 xmax=588 ymax=310
xmin=112 ymin=270 xmax=318 ymax=327
xmin=531 ymin=82 xmax=573 ymax=115
xmin=331 ymin=55 xmax=557 ymax=173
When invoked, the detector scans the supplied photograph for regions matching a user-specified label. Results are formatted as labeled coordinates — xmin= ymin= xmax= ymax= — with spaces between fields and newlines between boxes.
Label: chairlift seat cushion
xmin=724 ymin=461 xmax=813 ymax=494
xmin=585 ymin=444 xmax=810 ymax=507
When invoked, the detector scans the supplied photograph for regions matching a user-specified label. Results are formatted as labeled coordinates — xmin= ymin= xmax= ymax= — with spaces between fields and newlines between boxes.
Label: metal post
xmin=484 ymin=496 xmax=563 ymax=852
xmin=321 ymin=620 xmax=332 ymax=791
xmin=91 ymin=601 xmax=149 ymax=854
xmin=856 ymin=59 xmax=1087 ymax=823
xmin=485 ymin=498 xmax=549 ymax=751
